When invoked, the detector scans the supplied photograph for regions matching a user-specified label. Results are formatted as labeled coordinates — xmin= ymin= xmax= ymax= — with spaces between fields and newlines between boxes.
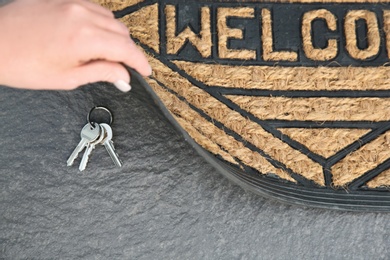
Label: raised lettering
xmin=261 ymin=9 xmax=298 ymax=62
xmin=165 ymin=5 xmax=212 ymax=58
xmin=383 ymin=10 xmax=390 ymax=59
xmin=217 ymin=7 xmax=256 ymax=60
xmin=302 ymin=9 xmax=338 ymax=61
xmin=345 ymin=10 xmax=380 ymax=60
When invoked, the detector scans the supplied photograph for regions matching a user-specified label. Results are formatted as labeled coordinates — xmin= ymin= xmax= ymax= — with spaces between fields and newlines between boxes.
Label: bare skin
xmin=0 ymin=0 xmax=151 ymax=91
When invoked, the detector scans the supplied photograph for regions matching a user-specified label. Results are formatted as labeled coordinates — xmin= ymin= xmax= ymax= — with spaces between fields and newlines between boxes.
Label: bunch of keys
xmin=67 ymin=107 xmax=123 ymax=171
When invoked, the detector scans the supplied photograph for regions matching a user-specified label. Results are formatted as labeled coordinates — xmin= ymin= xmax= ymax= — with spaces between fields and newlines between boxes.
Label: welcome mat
xmin=95 ymin=0 xmax=390 ymax=210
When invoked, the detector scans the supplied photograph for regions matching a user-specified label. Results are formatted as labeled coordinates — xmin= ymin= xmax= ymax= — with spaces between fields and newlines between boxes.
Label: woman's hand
xmin=0 ymin=0 xmax=151 ymax=91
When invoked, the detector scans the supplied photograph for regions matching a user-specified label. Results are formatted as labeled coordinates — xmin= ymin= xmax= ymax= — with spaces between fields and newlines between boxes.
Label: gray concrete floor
xmin=1 ymin=82 xmax=389 ymax=259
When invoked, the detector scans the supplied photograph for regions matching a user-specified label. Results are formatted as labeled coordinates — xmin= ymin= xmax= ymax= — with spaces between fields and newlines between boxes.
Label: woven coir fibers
xmin=94 ymin=0 xmax=390 ymax=208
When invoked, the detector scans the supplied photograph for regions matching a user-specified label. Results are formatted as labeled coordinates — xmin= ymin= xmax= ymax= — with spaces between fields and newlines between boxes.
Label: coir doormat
xmin=95 ymin=0 xmax=390 ymax=211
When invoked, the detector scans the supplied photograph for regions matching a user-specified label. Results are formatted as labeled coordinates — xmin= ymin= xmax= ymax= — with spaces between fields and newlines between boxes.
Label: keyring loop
xmin=87 ymin=106 xmax=113 ymax=126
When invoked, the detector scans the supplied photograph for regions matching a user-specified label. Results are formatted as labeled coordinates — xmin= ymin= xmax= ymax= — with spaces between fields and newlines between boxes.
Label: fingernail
xmin=114 ymin=80 xmax=132 ymax=92
xmin=148 ymin=65 xmax=153 ymax=76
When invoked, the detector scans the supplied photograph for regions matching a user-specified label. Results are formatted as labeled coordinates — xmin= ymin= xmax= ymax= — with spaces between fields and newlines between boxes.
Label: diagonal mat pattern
xmin=278 ymin=128 xmax=371 ymax=159
xmin=95 ymin=0 xmax=390 ymax=211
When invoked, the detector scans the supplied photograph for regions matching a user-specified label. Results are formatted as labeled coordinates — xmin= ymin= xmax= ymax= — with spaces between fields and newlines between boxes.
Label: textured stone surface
xmin=1 ymin=82 xmax=389 ymax=259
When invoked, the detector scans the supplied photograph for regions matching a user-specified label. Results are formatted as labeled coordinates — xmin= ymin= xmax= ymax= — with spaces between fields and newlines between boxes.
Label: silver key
xmin=100 ymin=123 xmax=122 ymax=167
xmin=67 ymin=123 xmax=100 ymax=166
xmin=79 ymin=124 xmax=106 ymax=171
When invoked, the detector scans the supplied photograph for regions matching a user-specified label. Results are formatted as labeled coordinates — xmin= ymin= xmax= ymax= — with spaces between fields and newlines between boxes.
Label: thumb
xmin=68 ymin=61 xmax=132 ymax=92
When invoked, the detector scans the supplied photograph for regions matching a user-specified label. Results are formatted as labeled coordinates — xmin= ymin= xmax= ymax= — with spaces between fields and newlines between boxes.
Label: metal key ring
xmin=87 ymin=106 xmax=113 ymax=126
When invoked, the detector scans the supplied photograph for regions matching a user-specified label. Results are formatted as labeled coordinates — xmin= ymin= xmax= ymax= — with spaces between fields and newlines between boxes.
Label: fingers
xmin=69 ymin=2 xmax=152 ymax=77
xmin=77 ymin=28 xmax=151 ymax=77
xmin=77 ymin=0 xmax=115 ymax=18
xmin=94 ymin=16 xmax=129 ymax=35
xmin=0 ymin=0 xmax=150 ymax=91
xmin=65 ymin=61 xmax=132 ymax=92
xmin=78 ymin=1 xmax=130 ymax=36
xmin=59 ymin=0 xmax=127 ymax=35
xmin=121 ymin=39 xmax=152 ymax=77
xmin=83 ymin=2 xmax=152 ymax=76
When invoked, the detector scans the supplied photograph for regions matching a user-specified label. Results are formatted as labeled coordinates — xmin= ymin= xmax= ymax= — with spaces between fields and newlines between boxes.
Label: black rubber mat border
xmin=128 ymin=67 xmax=390 ymax=212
